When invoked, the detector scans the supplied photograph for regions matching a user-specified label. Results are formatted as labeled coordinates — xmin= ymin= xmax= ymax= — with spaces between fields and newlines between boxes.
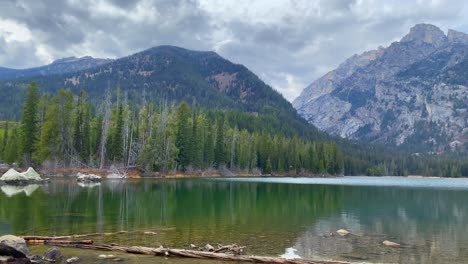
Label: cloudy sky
xmin=1 ymin=0 xmax=468 ymax=101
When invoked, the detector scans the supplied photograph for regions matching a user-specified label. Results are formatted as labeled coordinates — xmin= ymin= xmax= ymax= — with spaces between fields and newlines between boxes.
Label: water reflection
xmin=1 ymin=178 xmax=468 ymax=263
xmin=1 ymin=184 xmax=40 ymax=197
xmin=77 ymin=182 xmax=101 ymax=188
xmin=291 ymin=186 xmax=468 ymax=263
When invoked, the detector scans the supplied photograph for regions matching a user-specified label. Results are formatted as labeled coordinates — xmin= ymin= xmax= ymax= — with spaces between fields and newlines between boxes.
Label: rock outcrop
xmin=76 ymin=173 xmax=102 ymax=182
xmin=0 ymin=168 xmax=44 ymax=184
xmin=293 ymin=24 xmax=468 ymax=152
xmin=0 ymin=235 xmax=31 ymax=263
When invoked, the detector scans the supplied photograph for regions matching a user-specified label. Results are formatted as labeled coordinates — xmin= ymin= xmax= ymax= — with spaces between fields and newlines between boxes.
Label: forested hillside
xmin=1 ymin=83 xmax=467 ymax=177
xmin=0 ymin=83 xmax=343 ymax=175
xmin=0 ymin=46 xmax=466 ymax=177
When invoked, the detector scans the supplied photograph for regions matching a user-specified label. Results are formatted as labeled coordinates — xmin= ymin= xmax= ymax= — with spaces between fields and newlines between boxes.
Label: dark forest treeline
xmin=0 ymin=82 xmax=467 ymax=177
xmin=0 ymin=83 xmax=344 ymax=175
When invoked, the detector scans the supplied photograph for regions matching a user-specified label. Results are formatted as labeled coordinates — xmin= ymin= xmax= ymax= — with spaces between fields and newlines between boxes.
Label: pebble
xmin=336 ymin=229 xmax=350 ymax=236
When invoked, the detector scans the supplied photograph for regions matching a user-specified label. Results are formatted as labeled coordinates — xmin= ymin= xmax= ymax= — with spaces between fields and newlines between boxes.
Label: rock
xmin=76 ymin=173 xmax=101 ymax=182
xmin=21 ymin=168 xmax=41 ymax=181
xmin=382 ymin=240 xmax=401 ymax=247
xmin=401 ymin=23 xmax=447 ymax=46
xmin=205 ymin=244 xmax=215 ymax=251
xmin=0 ymin=235 xmax=30 ymax=257
xmin=293 ymin=23 xmax=468 ymax=151
xmin=0 ymin=169 xmax=22 ymax=181
xmin=66 ymin=257 xmax=80 ymax=263
xmin=0 ymin=255 xmax=14 ymax=263
xmin=98 ymin=254 xmax=115 ymax=259
xmin=43 ymin=247 xmax=62 ymax=262
xmin=29 ymin=255 xmax=44 ymax=264
xmin=336 ymin=229 xmax=350 ymax=236
xmin=0 ymin=168 xmax=43 ymax=184
xmin=0 ymin=256 xmax=31 ymax=263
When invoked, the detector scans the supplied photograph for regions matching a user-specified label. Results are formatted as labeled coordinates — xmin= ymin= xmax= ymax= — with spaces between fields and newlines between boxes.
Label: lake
xmin=1 ymin=176 xmax=468 ymax=263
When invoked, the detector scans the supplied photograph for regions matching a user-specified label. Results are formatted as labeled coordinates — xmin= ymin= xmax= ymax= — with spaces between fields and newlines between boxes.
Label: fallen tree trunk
xmin=52 ymin=243 xmax=348 ymax=264
xmin=27 ymin=239 xmax=94 ymax=245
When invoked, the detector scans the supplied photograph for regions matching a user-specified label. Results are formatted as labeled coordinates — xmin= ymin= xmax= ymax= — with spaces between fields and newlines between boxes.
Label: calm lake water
xmin=1 ymin=176 xmax=468 ymax=263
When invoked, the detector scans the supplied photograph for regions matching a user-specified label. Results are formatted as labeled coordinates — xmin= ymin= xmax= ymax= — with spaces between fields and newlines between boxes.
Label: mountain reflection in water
xmin=0 ymin=177 xmax=468 ymax=264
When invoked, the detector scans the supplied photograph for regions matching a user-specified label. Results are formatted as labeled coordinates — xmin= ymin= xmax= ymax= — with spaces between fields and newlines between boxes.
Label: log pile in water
xmin=20 ymin=231 xmax=348 ymax=264
xmin=51 ymin=242 xmax=348 ymax=264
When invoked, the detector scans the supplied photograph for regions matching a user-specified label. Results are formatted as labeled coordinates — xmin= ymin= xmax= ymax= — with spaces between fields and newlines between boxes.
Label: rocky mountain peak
xmin=447 ymin=29 xmax=468 ymax=44
xmin=401 ymin=23 xmax=447 ymax=47
xmin=294 ymin=23 xmax=468 ymax=152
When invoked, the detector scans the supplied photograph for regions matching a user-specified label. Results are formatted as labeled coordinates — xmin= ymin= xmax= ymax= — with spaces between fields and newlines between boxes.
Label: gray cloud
xmin=0 ymin=0 xmax=468 ymax=101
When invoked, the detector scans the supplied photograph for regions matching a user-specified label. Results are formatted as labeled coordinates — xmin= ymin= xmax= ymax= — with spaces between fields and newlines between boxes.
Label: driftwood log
xmin=26 ymin=239 xmax=94 ymax=245
xmin=51 ymin=243 xmax=348 ymax=264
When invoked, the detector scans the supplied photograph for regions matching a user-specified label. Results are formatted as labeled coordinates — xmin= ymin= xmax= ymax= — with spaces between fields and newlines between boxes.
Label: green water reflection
xmin=1 ymin=178 xmax=468 ymax=263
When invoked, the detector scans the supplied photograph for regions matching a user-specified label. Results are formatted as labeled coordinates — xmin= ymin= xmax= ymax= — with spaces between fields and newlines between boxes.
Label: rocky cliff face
xmin=293 ymin=24 xmax=468 ymax=152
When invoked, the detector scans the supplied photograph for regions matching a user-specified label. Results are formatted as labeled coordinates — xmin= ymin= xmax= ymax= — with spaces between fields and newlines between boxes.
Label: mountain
xmin=0 ymin=45 xmax=321 ymax=139
xmin=0 ymin=56 xmax=113 ymax=81
xmin=293 ymin=24 xmax=468 ymax=152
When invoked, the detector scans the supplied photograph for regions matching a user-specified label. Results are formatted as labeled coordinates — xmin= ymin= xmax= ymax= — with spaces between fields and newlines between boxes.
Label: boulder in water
xmin=0 ymin=168 xmax=43 ymax=184
xmin=77 ymin=173 xmax=102 ymax=182
xmin=21 ymin=168 xmax=41 ymax=181
xmin=0 ymin=235 xmax=30 ymax=258
xmin=0 ymin=169 xmax=24 ymax=181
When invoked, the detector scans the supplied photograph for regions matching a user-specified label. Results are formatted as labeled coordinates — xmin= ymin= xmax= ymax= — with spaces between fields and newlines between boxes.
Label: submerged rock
xmin=382 ymin=240 xmax=401 ymax=247
xmin=336 ymin=229 xmax=351 ymax=236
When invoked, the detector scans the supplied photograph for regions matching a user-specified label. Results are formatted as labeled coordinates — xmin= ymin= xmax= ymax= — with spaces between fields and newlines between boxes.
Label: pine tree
xmin=203 ymin=124 xmax=215 ymax=168
xmin=175 ymin=102 xmax=192 ymax=170
xmin=35 ymin=97 xmax=60 ymax=162
xmin=111 ymin=103 xmax=124 ymax=162
xmin=34 ymin=90 xmax=74 ymax=163
xmin=214 ymin=114 xmax=226 ymax=168
xmin=0 ymin=121 xmax=8 ymax=159
xmin=20 ymin=82 xmax=40 ymax=164
xmin=265 ymin=157 xmax=272 ymax=174
xmin=191 ymin=114 xmax=204 ymax=169
xmin=73 ymin=90 xmax=87 ymax=162
xmin=5 ymin=126 xmax=20 ymax=164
